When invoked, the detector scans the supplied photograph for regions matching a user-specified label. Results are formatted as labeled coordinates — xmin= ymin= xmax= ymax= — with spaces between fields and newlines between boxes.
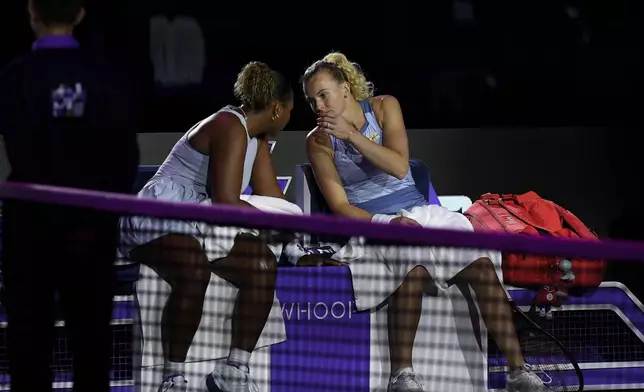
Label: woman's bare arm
xmin=206 ymin=113 xmax=255 ymax=209
xmin=347 ymin=95 xmax=410 ymax=179
xmin=306 ymin=128 xmax=372 ymax=220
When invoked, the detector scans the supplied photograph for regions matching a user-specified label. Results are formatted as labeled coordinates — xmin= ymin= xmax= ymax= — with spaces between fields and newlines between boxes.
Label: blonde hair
xmin=302 ymin=52 xmax=374 ymax=101
xmin=234 ymin=61 xmax=292 ymax=111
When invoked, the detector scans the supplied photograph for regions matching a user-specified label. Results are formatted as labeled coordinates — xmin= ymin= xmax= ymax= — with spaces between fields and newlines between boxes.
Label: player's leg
xmin=431 ymin=209 xmax=548 ymax=392
xmin=57 ymin=213 xmax=118 ymax=392
xmin=386 ymin=266 xmax=431 ymax=392
xmin=2 ymin=203 xmax=56 ymax=392
xmin=452 ymin=258 xmax=548 ymax=391
xmin=205 ymin=233 xmax=278 ymax=392
xmin=454 ymin=257 xmax=524 ymax=367
xmin=417 ymin=206 xmax=525 ymax=369
xmin=129 ymin=234 xmax=211 ymax=391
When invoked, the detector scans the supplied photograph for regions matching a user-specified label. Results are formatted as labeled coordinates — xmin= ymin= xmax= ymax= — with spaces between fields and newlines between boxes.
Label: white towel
xmin=199 ymin=195 xmax=303 ymax=261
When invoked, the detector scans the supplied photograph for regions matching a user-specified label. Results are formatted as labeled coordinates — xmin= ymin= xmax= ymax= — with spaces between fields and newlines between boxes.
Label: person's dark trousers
xmin=2 ymin=200 xmax=118 ymax=392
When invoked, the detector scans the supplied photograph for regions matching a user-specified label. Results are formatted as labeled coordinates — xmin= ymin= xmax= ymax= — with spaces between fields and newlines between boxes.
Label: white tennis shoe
xmin=387 ymin=368 xmax=425 ymax=391
xmin=157 ymin=374 xmax=187 ymax=392
xmin=507 ymin=364 xmax=552 ymax=391
xmin=203 ymin=362 xmax=259 ymax=392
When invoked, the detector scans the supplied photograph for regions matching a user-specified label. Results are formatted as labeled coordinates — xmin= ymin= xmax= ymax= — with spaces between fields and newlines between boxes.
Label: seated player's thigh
xmin=129 ymin=234 xmax=209 ymax=286
xmin=425 ymin=207 xmax=485 ymax=283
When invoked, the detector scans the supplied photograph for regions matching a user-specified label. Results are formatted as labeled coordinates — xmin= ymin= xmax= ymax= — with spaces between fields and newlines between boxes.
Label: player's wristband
xmin=371 ymin=214 xmax=395 ymax=224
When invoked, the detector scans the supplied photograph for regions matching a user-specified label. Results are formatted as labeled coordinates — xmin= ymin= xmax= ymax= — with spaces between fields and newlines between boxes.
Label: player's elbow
xmin=393 ymin=171 xmax=407 ymax=181
xmin=392 ymin=161 xmax=409 ymax=180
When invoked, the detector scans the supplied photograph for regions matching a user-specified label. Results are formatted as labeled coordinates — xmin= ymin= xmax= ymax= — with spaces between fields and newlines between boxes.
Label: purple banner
xmin=271 ymin=267 xmax=371 ymax=392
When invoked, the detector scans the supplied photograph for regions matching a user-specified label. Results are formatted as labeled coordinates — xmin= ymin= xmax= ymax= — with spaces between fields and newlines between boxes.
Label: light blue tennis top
xmin=329 ymin=100 xmax=426 ymax=214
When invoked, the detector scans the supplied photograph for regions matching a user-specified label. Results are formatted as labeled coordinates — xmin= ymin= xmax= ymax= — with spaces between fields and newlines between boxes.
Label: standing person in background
xmin=0 ymin=1 xmax=140 ymax=391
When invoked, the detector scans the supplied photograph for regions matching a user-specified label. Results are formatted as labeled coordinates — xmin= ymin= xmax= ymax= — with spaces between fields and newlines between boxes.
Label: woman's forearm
xmin=334 ymin=203 xmax=373 ymax=221
xmin=349 ymin=132 xmax=409 ymax=180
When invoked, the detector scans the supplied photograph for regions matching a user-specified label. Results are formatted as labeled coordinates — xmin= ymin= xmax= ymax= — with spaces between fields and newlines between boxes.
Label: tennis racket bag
xmin=464 ymin=192 xmax=606 ymax=296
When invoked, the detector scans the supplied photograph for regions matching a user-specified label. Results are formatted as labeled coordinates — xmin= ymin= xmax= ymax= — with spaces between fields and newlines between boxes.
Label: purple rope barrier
xmin=0 ymin=181 xmax=643 ymax=261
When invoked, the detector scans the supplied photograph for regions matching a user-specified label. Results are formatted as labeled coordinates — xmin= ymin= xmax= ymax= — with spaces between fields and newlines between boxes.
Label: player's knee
xmin=403 ymin=266 xmax=431 ymax=289
xmin=170 ymin=257 xmax=210 ymax=290
xmin=192 ymin=257 xmax=213 ymax=281
xmin=241 ymin=252 xmax=278 ymax=289
xmin=449 ymin=212 xmax=475 ymax=231
xmin=433 ymin=207 xmax=475 ymax=232
xmin=253 ymin=253 xmax=278 ymax=276
xmin=163 ymin=244 xmax=210 ymax=287
xmin=469 ymin=257 xmax=498 ymax=282
xmin=134 ymin=234 xmax=211 ymax=286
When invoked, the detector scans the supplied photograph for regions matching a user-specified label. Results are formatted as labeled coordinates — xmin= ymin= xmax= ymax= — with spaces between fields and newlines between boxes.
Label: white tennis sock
xmin=163 ymin=361 xmax=186 ymax=379
xmin=227 ymin=348 xmax=252 ymax=373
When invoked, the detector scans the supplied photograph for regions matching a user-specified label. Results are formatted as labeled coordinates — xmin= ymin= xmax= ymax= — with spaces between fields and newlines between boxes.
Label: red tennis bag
xmin=464 ymin=192 xmax=606 ymax=304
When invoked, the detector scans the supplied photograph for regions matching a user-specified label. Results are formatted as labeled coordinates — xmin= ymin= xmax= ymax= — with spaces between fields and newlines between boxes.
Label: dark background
xmin=2 ymin=0 xmax=644 ymax=132
xmin=1 ymin=1 xmax=642 ymax=293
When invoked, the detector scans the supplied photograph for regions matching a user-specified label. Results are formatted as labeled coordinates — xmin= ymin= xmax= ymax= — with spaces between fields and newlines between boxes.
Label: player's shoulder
xmin=368 ymin=95 xmax=400 ymax=112
xmin=212 ymin=107 xmax=247 ymax=128
xmin=368 ymin=95 xmax=401 ymax=124
xmin=306 ymin=126 xmax=332 ymax=149
xmin=306 ymin=126 xmax=320 ymax=140
xmin=200 ymin=107 xmax=248 ymax=138
xmin=369 ymin=94 xmax=398 ymax=103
